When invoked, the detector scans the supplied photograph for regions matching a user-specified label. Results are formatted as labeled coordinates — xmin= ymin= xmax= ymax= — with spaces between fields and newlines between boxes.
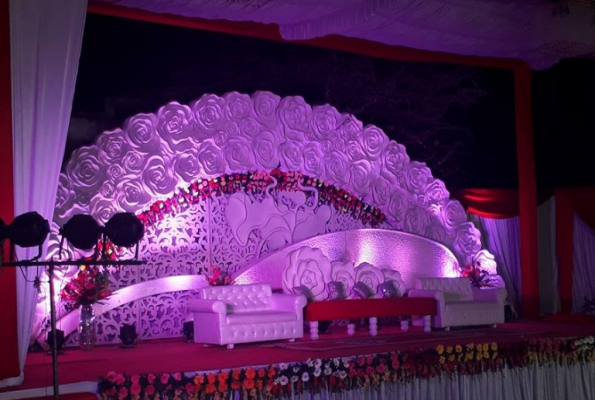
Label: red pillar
xmin=514 ymin=63 xmax=540 ymax=318
xmin=556 ymin=188 xmax=574 ymax=313
xmin=0 ymin=0 xmax=20 ymax=382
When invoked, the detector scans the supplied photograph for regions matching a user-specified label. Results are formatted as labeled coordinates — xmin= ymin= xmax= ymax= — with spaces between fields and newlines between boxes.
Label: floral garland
xmin=99 ymin=336 xmax=595 ymax=400
xmin=136 ymin=169 xmax=386 ymax=228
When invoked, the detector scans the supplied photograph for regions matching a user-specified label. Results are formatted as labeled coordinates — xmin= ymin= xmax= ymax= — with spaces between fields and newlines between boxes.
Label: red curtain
xmin=0 ymin=0 xmax=20 ymax=382
xmin=453 ymin=189 xmax=520 ymax=219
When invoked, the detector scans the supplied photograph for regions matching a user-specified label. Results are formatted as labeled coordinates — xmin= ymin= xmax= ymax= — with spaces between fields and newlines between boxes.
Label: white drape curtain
xmin=472 ymin=215 xmax=522 ymax=314
xmin=1 ymin=0 xmax=87 ymax=388
xmin=572 ymin=215 xmax=595 ymax=312
xmin=309 ymin=362 xmax=595 ymax=400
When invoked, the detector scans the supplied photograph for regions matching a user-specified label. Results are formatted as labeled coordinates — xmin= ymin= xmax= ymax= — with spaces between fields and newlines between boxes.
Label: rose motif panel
xmin=43 ymin=91 xmax=492 ymax=344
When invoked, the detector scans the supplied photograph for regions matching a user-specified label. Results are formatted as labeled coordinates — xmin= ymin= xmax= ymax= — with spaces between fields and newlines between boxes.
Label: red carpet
xmin=3 ymin=320 xmax=595 ymax=398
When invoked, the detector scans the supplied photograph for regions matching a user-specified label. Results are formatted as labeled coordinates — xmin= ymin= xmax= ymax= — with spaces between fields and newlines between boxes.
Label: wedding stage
xmin=2 ymin=320 xmax=595 ymax=400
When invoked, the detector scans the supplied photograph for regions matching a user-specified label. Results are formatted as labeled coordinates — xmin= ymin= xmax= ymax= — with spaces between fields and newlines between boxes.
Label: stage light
xmin=104 ymin=213 xmax=144 ymax=248
xmin=60 ymin=214 xmax=102 ymax=251
xmin=8 ymin=212 xmax=49 ymax=248
xmin=46 ymin=329 xmax=65 ymax=354
xmin=119 ymin=323 xmax=137 ymax=348
xmin=183 ymin=321 xmax=194 ymax=342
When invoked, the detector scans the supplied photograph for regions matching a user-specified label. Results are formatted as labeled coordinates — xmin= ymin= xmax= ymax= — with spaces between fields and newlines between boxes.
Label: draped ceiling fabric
xmin=95 ymin=0 xmax=595 ymax=70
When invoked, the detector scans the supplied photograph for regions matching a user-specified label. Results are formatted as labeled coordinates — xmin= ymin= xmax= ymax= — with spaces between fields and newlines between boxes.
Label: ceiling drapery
xmin=95 ymin=0 xmax=595 ymax=69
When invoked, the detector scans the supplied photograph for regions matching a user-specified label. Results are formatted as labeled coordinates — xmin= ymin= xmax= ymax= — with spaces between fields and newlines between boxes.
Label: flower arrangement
xmin=99 ymin=336 xmax=595 ymax=400
xmin=205 ymin=265 xmax=233 ymax=286
xmin=60 ymin=265 xmax=111 ymax=309
xmin=136 ymin=169 xmax=386 ymax=228
xmin=461 ymin=264 xmax=494 ymax=288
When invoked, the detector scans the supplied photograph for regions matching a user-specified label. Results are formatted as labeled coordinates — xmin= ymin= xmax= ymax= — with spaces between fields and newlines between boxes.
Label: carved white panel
xmin=40 ymin=91 xmax=494 ymax=344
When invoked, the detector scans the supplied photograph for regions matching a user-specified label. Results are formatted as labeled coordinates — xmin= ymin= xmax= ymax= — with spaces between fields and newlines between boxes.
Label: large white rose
xmin=472 ymin=249 xmax=498 ymax=275
xmin=142 ymin=155 xmax=177 ymax=196
xmin=97 ymin=129 xmax=129 ymax=164
xmin=338 ymin=114 xmax=362 ymax=140
xmin=282 ymin=246 xmax=331 ymax=301
xmin=309 ymin=104 xmax=341 ymax=141
xmin=354 ymin=262 xmax=384 ymax=297
xmin=122 ymin=151 xmax=146 ymax=174
xmin=278 ymin=140 xmax=304 ymax=171
xmin=405 ymin=161 xmax=433 ymax=195
xmin=303 ymin=142 xmax=324 ymax=177
xmin=381 ymin=141 xmax=410 ymax=182
xmin=403 ymin=205 xmax=430 ymax=236
xmin=349 ymin=160 xmax=374 ymax=196
xmin=173 ymin=149 xmax=201 ymax=182
xmin=192 ymin=94 xmax=226 ymax=134
xmin=252 ymin=130 xmax=279 ymax=169
xmin=369 ymin=177 xmax=391 ymax=208
xmin=224 ymin=92 xmax=252 ymax=121
xmin=253 ymin=91 xmax=280 ymax=128
xmin=157 ymin=102 xmax=194 ymax=151
xmin=66 ymin=147 xmax=104 ymax=194
xmin=423 ymin=179 xmax=450 ymax=206
xmin=324 ymin=150 xmax=350 ymax=186
xmin=278 ymin=96 xmax=312 ymax=141
xmin=124 ymin=113 xmax=161 ymax=154
xmin=360 ymin=125 xmax=387 ymax=161
xmin=387 ymin=188 xmax=410 ymax=227
xmin=224 ymin=136 xmax=254 ymax=172
xmin=453 ymin=222 xmax=483 ymax=264
xmin=116 ymin=175 xmax=152 ymax=212
xmin=197 ymin=141 xmax=225 ymax=176
xmin=330 ymin=260 xmax=355 ymax=296
xmin=441 ymin=200 xmax=467 ymax=231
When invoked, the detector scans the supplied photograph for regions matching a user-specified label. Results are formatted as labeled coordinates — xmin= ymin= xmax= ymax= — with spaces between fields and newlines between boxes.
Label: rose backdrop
xmin=40 ymin=91 xmax=488 ymax=344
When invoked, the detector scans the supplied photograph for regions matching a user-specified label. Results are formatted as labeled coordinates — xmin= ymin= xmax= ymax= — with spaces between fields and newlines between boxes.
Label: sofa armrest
xmin=270 ymin=294 xmax=307 ymax=312
xmin=187 ymin=299 xmax=227 ymax=315
xmin=408 ymin=289 xmax=446 ymax=312
xmin=472 ymin=288 xmax=507 ymax=304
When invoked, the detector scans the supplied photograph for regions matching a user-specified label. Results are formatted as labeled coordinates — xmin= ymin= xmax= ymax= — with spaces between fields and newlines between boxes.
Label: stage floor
xmin=4 ymin=320 xmax=595 ymax=397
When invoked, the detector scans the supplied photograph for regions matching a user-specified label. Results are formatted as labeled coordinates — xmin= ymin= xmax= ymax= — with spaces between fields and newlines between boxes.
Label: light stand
xmin=2 ymin=211 xmax=145 ymax=400
xmin=3 ymin=259 xmax=144 ymax=400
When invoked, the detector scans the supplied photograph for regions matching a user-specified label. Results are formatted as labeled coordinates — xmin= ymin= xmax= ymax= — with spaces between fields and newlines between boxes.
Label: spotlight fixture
xmin=183 ymin=321 xmax=194 ymax=342
xmin=104 ymin=213 xmax=144 ymax=248
xmin=60 ymin=214 xmax=102 ymax=251
xmin=7 ymin=212 xmax=50 ymax=260
xmin=119 ymin=323 xmax=137 ymax=348
xmin=46 ymin=329 xmax=65 ymax=354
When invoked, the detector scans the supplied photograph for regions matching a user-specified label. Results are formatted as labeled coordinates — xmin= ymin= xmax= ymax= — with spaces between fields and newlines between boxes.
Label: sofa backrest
xmin=415 ymin=277 xmax=473 ymax=302
xmin=197 ymin=284 xmax=272 ymax=312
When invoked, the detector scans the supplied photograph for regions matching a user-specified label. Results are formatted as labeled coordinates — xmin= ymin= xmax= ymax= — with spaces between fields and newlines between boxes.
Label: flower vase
xmin=78 ymin=304 xmax=97 ymax=350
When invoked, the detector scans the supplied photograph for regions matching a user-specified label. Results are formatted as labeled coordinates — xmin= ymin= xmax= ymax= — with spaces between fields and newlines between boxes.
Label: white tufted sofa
xmin=408 ymin=277 xmax=507 ymax=330
xmin=187 ymin=284 xmax=307 ymax=349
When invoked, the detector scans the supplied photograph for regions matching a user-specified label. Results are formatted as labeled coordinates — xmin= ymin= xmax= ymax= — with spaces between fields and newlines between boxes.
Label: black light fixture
xmin=119 ymin=323 xmax=137 ymax=348
xmin=104 ymin=213 xmax=144 ymax=259
xmin=46 ymin=329 xmax=65 ymax=354
xmin=7 ymin=212 xmax=50 ymax=261
xmin=183 ymin=321 xmax=194 ymax=342
xmin=60 ymin=214 xmax=102 ymax=251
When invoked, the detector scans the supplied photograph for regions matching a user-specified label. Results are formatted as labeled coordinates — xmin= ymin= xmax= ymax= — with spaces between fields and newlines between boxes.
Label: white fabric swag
xmin=1 ymin=0 xmax=87 ymax=389
xmin=573 ymin=215 xmax=595 ymax=312
xmin=473 ymin=215 xmax=522 ymax=314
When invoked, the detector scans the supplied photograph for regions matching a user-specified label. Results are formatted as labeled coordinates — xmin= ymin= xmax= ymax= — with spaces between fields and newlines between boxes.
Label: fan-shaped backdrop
xmin=36 ymin=91 xmax=491 ymax=346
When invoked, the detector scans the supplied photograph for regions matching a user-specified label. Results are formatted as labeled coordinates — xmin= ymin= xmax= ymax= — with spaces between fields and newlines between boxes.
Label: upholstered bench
xmin=188 ymin=284 xmax=307 ymax=349
xmin=303 ymin=297 xmax=437 ymax=339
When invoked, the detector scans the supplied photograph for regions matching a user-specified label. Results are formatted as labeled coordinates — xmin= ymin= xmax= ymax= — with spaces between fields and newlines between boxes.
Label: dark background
xmin=67 ymin=13 xmax=595 ymax=190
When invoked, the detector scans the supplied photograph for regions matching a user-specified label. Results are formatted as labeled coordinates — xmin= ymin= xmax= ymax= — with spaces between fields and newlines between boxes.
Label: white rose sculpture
xmin=283 ymin=246 xmax=331 ymax=301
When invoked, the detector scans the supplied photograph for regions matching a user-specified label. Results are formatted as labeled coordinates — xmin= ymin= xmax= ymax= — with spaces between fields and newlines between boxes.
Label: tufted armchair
xmin=187 ymin=284 xmax=307 ymax=349
xmin=408 ymin=277 xmax=507 ymax=330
